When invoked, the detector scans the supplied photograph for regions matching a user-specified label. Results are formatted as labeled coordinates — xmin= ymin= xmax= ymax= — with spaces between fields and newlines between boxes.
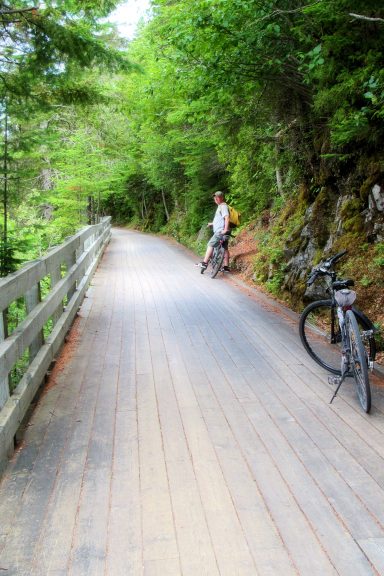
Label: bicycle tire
xmin=210 ymin=246 xmax=225 ymax=278
xmin=299 ymin=300 xmax=375 ymax=375
xmin=346 ymin=310 xmax=371 ymax=413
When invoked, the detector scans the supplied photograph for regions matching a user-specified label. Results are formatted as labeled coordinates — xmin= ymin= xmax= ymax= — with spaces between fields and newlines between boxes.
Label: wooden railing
xmin=0 ymin=217 xmax=111 ymax=473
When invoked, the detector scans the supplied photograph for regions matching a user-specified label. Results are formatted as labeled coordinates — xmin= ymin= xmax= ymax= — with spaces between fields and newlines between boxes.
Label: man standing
xmin=196 ymin=190 xmax=230 ymax=272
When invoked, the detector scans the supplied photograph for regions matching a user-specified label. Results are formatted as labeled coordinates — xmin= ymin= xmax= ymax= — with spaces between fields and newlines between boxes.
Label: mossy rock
xmin=343 ymin=214 xmax=363 ymax=234
xmin=339 ymin=197 xmax=362 ymax=218
xmin=286 ymin=234 xmax=306 ymax=253
xmin=310 ymin=187 xmax=336 ymax=246
xmin=297 ymin=183 xmax=310 ymax=204
xmin=360 ymin=174 xmax=380 ymax=202
xmin=331 ymin=234 xmax=361 ymax=255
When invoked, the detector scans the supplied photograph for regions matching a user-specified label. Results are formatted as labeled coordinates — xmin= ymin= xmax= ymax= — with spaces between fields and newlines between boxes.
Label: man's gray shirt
xmin=212 ymin=203 xmax=229 ymax=233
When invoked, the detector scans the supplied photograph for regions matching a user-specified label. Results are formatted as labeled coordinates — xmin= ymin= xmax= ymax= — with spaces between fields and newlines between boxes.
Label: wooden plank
xmin=106 ymin=410 xmax=142 ymax=576
xmin=358 ymin=538 xmax=384 ymax=574
xmin=105 ymin=231 xmax=142 ymax=575
xmin=136 ymin=371 xmax=179 ymax=565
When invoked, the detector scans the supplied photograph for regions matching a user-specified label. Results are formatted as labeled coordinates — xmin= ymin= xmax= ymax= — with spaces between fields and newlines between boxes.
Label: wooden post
xmin=0 ymin=310 xmax=9 ymax=409
xmin=51 ymin=265 xmax=63 ymax=326
xmin=25 ymin=284 xmax=44 ymax=362
xmin=65 ymin=251 xmax=77 ymax=302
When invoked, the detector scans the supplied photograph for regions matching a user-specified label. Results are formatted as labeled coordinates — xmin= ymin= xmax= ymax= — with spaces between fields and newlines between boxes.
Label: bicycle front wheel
xmin=346 ymin=310 xmax=371 ymax=413
xmin=210 ymin=246 xmax=225 ymax=278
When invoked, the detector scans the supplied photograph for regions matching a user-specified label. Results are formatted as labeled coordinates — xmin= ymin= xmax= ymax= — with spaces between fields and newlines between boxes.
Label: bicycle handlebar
xmin=327 ymin=250 xmax=347 ymax=267
xmin=306 ymin=250 xmax=347 ymax=286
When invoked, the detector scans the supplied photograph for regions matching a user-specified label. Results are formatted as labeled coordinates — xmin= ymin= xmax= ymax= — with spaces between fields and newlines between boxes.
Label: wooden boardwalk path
xmin=1 ymin=227 xmax=384 ymax=576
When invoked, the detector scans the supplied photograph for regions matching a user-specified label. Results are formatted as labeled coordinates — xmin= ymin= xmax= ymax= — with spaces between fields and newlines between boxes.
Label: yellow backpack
xmin=228 ymin=205 xmax=241 ymax=228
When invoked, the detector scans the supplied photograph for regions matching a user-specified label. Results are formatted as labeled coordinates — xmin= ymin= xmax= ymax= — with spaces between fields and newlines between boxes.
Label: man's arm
xmin=222 ymin=215 xmax=230 ymax=234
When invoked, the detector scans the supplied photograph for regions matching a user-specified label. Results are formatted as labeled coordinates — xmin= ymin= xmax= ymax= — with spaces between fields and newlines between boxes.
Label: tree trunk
xmin=142 ymin=190 xmax=148 ymax=220
xmin=275 ymin=146 xmax=284 ymax=197
xmin=161 ymin=188 xmax=170 ymax=221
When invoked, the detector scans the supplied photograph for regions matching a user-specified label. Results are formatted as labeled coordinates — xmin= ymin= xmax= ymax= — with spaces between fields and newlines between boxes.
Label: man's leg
xmin=203 ymin=245 xmax=214 ymax=264
xmin=196 ymin=233 xmax=219 ymax=269
xmin=201 ymin=233 xmax=219 ymax=264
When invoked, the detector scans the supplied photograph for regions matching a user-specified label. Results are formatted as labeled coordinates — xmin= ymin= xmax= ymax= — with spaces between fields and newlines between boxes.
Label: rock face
xmin=282 ymin=182 xmax=384 ymax=300
xmin=364 ymin=184 xmax=384 ymax=242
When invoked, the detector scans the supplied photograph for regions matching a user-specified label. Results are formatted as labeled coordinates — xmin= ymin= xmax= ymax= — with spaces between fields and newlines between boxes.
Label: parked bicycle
xmin=299 ymin=250 xmax=377 ymax=412
xmin=200 ymin=233 xmax=231 ymax=278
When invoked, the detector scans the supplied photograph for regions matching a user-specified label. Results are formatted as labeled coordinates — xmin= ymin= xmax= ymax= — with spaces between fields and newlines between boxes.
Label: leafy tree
xmin=0 ymin=1 xmax=135 ymax=273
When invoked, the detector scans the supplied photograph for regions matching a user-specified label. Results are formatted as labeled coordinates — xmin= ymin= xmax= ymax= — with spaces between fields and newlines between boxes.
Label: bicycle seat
xmin=332 ymin=279 xmax=354 ymax=290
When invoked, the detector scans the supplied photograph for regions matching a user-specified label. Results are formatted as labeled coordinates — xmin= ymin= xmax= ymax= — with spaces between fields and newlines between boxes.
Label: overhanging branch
xmin=0 ymin=7 xmax=37 ymax=17
xmin=349 ymin=13 xmax=384 ymax=22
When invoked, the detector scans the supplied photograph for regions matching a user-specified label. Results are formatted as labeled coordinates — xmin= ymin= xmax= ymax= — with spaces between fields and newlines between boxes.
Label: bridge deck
xmin=1 ymin=228 xmax=384 ymax=576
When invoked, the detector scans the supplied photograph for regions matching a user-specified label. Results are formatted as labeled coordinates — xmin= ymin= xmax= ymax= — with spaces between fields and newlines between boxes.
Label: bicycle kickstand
xmin=329 ymin=375 xmax=345 ymax=404
xmin=329 ymin=355 xmax=348 ymax=404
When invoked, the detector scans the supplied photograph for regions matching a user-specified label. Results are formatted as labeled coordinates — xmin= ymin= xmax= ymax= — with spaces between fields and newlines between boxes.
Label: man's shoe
xmin=223 ymin=266 xmax=230 ymax=272
xmin=196 ymin=261 xmax=208 ymax=273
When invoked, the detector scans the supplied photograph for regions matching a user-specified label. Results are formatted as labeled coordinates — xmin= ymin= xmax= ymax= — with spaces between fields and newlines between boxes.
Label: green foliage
xmin=373 ymin=243 xmax=384 ymax=268
xmin=102 ymin=0 xmax=384 ymax=241
xmin=0 ymin=234 xmax=36 ymax=277
xmin=360 ymin=275 xmax=373 ymax=288
xmin=266 ymin=267 xmax=286 ymax=296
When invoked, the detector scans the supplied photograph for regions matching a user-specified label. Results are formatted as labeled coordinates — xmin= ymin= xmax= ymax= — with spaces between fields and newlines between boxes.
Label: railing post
xmin=25 ymin=284 xmax=44 ymax=362
xmin=51 ymin=265 xmax=63 ymax=326
xmin=0 ymin=310 xmax=9 ymax=409
xmin=65 ymin=251 xmax=77 ymax=302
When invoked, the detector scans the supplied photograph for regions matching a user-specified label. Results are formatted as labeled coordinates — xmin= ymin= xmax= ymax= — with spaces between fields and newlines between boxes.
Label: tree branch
xmin=257 ymin=1 xmax=323 ymax=22
xmin=349 ymin=13 xmax=384 ymax=22
xmin=0 ymin=7 xmax=37 ymax=17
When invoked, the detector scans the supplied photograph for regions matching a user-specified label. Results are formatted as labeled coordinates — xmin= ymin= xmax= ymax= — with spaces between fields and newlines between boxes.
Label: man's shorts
xmin=208 ymin=231 xmax=229 ymax=248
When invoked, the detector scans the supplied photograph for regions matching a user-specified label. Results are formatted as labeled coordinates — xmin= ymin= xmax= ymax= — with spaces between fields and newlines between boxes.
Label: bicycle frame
xmin=208 ymin=234 xmax=230 ymax=278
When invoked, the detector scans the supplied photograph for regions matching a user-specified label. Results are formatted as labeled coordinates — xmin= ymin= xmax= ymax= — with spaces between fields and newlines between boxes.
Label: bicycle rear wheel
xmin=210 ymin=246 xmax=225 ymax=278
xmin=299 ymin=300 xmax=343 ymax=374
xmin=346 ymin=310 xmax=371 ymax=413
xmin=299 ymin=300 xmax=375 ymax=375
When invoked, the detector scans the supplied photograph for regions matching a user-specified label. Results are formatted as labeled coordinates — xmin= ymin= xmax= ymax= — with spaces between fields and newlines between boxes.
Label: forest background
xmin=1 ymin=1 xmax=383 ymax=341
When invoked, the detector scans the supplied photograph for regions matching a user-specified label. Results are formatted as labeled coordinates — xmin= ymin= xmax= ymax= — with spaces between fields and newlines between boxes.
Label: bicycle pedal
xmin=328 ymin=375 xmax=341 ymax=386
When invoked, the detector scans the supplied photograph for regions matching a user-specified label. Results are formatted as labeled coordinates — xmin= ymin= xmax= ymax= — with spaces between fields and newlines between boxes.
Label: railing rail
xmin=0 ymin=217 xmax=111 ymax=473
